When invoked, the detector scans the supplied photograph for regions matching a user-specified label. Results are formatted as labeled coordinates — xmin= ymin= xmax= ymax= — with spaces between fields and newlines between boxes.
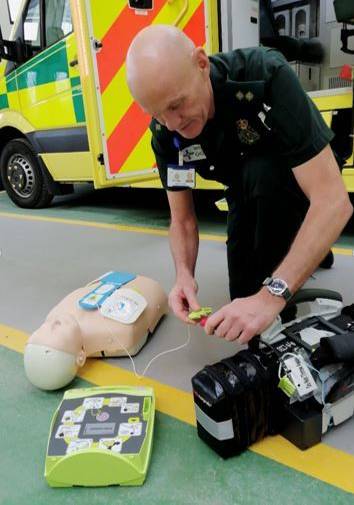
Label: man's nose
xmin=164 ymin=112 xmax=182 ymax=131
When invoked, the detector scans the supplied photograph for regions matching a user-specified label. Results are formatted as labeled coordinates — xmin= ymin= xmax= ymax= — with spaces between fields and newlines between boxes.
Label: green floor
xmin=1 ymin=345 xmax=354 ymax=505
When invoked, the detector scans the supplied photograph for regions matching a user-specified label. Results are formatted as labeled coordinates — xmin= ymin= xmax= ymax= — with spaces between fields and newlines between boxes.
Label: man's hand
xmin=169 ymin=277 xmax=200 ymax=324
xmin=204 ymin=289 xmax=286 ymax=344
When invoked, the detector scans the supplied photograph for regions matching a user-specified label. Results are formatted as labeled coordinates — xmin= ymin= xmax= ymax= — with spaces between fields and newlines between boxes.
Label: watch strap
xmin=262 ymin=277 xmax=292 ymax=302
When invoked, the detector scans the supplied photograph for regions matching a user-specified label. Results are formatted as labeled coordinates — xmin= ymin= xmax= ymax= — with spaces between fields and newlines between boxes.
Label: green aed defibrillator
xmin=45 ymin=386 xmax=155 ymax=487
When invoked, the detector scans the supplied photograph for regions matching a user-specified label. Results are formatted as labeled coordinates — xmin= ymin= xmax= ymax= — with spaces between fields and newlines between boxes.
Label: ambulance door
xmin=15 ymin=0 xmax=83 ymax=133
xmin=72 ymin=0 xmax=208 ymax=188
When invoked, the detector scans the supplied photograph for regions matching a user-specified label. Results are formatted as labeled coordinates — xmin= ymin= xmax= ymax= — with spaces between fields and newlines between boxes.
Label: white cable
xmin=96 ymin=300 xmax=192 ymax=379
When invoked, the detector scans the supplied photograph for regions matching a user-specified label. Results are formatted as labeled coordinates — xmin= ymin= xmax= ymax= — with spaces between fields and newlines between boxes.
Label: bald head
xmin=126 ymin=25 xmax=214 ymax=138
xmin=127 ymin=25 xmax=195 ymax=103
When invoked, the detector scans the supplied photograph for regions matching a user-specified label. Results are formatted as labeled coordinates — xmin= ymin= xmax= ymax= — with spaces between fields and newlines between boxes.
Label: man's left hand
xmin=204 ymin=289 xmax=286 ymax=344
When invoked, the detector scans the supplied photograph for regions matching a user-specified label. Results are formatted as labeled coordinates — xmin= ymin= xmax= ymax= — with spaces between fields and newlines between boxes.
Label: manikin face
xmin=30 ymin=313 xmax=85 ymax=362
xmin=25 ymin=313 xmax=86 ymax=390
xmin=138 ymin=50 xmax=213 ymax=139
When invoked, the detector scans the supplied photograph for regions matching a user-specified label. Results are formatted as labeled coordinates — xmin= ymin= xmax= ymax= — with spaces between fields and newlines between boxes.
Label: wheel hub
xmin=7 ymin=155 xmax=35 ymax=198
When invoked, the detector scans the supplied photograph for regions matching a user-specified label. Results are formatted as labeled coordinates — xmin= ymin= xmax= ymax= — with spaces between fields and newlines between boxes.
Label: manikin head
xmin=24 ymin=314 xmax=86 ymax=390
xmin=126 ymin=24 xmax=215 ymax=139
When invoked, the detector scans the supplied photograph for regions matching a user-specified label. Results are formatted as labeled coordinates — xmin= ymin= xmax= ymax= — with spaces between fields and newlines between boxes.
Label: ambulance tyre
xmin=0 ymin=138 xmax=54 ymax=208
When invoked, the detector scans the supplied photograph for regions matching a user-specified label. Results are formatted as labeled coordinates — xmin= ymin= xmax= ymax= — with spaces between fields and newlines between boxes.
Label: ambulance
xmin=0 ymin=0 xmax=353 ymax=208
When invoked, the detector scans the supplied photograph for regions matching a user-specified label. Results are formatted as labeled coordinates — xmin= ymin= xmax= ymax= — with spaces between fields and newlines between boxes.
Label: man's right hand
xmin=168 ymin=277 xmax=200 ymax=324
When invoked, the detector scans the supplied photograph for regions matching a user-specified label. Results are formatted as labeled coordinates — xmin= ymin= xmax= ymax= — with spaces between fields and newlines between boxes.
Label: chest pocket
xmin=218 ymin=80 xmax=271 ymax=148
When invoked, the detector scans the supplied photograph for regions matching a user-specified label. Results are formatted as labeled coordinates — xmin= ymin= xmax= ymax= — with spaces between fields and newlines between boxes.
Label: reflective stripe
xmin=195 ymin=404 xmax=234 ymax=441
xmin=97 ymin=0 xmax=167 ymax=93
xmin=86 ymin=0 xmax=206 ymax=178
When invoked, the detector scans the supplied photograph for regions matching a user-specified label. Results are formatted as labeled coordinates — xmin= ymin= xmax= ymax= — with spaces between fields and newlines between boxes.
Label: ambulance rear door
xmin=71 ymin=0 xmax=208 ymax=188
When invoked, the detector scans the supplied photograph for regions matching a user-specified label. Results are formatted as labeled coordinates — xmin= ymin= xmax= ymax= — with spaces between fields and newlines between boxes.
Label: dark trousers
xmin=226 ymin=153 xmax=309 ymax=300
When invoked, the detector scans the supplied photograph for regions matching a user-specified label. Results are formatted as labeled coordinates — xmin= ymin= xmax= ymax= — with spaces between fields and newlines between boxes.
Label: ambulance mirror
xmin=0 ymin=27 xmax=25 ymax=63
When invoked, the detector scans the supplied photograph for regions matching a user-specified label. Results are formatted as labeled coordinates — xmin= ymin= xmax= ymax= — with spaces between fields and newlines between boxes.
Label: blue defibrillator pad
xmin=78 ymin=272 xmax=136 ymax=311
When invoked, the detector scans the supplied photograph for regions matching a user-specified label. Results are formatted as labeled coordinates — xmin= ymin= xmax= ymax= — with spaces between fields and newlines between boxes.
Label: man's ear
xmin=192 ymin=47 xmax=210 ymax=75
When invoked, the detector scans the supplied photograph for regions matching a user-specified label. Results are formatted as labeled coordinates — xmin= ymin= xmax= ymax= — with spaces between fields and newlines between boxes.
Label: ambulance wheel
xmin=0 ymin=138 xmax=54 ymax=208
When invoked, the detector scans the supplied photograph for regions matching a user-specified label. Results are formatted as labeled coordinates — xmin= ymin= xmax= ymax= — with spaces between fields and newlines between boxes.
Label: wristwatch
xmin=262 ymin=277 xmax=292 ymax=302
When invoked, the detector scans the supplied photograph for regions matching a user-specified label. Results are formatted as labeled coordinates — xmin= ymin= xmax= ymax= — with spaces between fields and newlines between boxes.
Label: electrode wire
xmin=97 ymin=302 xmax=193 ymax=379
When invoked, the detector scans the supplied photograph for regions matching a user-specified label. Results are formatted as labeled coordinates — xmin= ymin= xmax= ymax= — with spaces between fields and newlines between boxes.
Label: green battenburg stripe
xmin=70 ymin=76 xmax=81 ymax=88
xmin=70 ymin=72 xmax=84 ymax=123
xmin=16 ymin=41 xmax=69 ymax=90
xmin=0 ymin=93 xmax=9 ymax=109
xmin=6 ymin=74 xmax=17 ymax=93
xmin=18 ymin=39 xmax=66 ymax=74
xmin=72 ymin=92 xmax=85 ymax=123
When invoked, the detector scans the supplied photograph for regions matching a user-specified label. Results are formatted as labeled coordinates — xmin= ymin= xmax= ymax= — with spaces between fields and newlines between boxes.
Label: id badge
xmin=181 ymin=144 xmax=206 ymax=162
xmin=167 ymin=165 xmax=195 ymax=188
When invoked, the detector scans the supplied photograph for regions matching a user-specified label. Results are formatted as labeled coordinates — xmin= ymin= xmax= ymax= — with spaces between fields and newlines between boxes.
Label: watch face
xmin=270 ymin=278 xmax=286 ymax=295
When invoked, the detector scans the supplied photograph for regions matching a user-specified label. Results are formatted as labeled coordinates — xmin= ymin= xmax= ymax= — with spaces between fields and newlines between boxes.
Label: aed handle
xmin=168 ymin=0 xmax=189 ymax=27
xmin=249 ymin=288 xmax=343 ymax=352
xmin=143 ymin=397 xmax=151 ymax=420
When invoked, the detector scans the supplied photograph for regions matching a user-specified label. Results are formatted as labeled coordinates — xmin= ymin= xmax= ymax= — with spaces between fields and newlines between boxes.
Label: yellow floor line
xmin=0 ymin=210 xmax=224 ymax=242
xmin=0 ymin=324 xmax=196 ymax=424
xmin=0 ymin=211 xmax=170 ymax=238
xmin=0 ymin=210 xmax=354 ymax=252
xmin=1 ymin=322 xmax=354 ymax=494
xmin=332 ymin=246 xmax=353 ymax=256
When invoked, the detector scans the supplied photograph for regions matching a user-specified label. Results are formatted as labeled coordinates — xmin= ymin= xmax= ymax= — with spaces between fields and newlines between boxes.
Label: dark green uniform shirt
xmin=150 ymin=47 xmax=334 ymax=190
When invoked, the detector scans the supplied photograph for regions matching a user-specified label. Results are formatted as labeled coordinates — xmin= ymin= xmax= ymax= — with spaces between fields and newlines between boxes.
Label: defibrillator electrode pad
xmin=78 ymin=272 xmax=136 ymax=310
xmin=100 ymin=288 xmax=147 ymax=324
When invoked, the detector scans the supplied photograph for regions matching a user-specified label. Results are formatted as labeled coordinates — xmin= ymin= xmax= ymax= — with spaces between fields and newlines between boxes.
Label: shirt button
xmin=209 ymin=165 xmax=215 ymax=171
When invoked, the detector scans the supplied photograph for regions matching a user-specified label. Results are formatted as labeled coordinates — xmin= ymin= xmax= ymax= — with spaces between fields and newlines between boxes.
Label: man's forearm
xmin=271 ymin=196 xmax=353 ymax=293
xmin=169 ymin=218 xmax=199 ymax=280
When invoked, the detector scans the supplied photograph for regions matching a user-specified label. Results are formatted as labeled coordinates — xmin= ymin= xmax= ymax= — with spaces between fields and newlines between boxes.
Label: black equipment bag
xmin=191 ymin=349 xmax=285 ymax=458
xmin=192 ymin=296 xmax=354 ymax=458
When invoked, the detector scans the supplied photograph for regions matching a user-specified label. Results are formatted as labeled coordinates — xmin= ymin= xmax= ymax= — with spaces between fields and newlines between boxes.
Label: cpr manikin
xmin=24 ymin=274 xmax=168 ymax=390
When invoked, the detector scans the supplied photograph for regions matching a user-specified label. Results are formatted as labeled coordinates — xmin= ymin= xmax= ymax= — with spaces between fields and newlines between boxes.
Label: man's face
xmin=141 ymin=65 xmax=212 ymax=139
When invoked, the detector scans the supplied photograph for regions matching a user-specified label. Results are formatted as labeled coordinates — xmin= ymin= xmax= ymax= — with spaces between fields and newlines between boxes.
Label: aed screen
xmin=83 ymin=423 xmax=116 ymax=436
